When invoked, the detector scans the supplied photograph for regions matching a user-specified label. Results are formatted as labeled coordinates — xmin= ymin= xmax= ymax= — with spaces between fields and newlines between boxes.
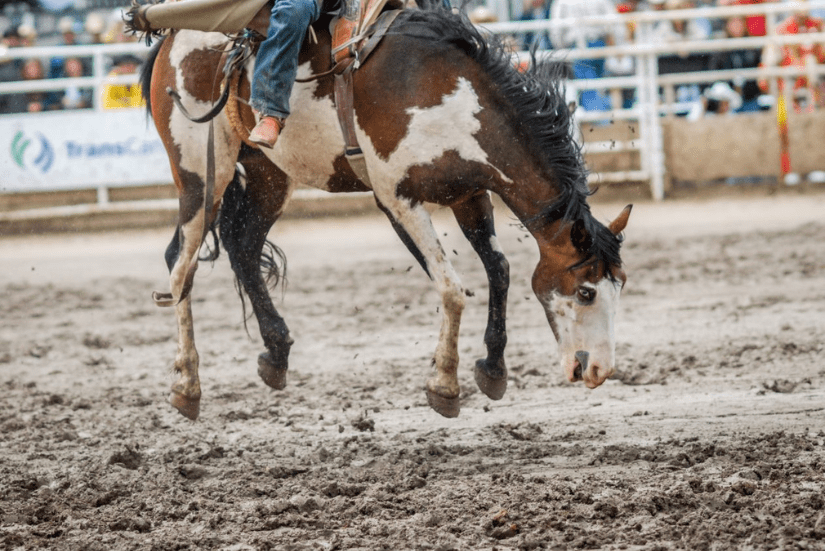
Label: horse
xmin=139 ymin=3 xmax=632 ymax=420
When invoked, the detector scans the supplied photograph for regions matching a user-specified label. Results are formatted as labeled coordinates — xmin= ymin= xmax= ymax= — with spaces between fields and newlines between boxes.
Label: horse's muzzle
xmin=570 ymin=350 xmax=614 ymax=388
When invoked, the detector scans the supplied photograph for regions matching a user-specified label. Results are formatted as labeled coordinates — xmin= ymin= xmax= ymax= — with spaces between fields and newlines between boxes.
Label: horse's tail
xmin=139 ymin=35 xmax=166 ymax=119
xmin=218 ymin=160 xmax=288 ymax=332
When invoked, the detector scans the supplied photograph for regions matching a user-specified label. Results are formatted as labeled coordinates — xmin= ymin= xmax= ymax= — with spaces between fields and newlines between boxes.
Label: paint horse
xmin=140 ymin=4 xmax=632 ymax=420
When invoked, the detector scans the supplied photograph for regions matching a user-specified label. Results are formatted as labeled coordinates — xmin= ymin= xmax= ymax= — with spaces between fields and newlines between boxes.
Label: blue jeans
xmin=250 ymin=0 xmax=321 ymax=119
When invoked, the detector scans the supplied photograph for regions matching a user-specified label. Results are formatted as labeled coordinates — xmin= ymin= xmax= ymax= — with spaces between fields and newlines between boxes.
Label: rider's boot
xmin=249 ymin=115 xmax=285 ymax=149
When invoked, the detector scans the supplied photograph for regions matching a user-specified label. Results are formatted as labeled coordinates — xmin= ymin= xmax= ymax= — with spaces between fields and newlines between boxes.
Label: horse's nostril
xmin=573 ymin=362 xmax=583 ymax=380
xmin=574 ymin=350 xmax=590 ymax=371
xmin=591 ymin=365 xmax=599 ymax=381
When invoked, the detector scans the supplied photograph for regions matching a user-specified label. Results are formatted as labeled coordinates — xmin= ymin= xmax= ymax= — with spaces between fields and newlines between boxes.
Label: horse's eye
xmin=576 ymin=286 xmax=596 ymax=304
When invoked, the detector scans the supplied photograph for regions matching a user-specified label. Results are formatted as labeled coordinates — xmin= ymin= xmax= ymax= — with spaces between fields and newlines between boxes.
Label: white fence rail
xmin=1 ymin=1 xmax=825 ymax=223
xmin=489 ymin=0 xmax=825 ymax=199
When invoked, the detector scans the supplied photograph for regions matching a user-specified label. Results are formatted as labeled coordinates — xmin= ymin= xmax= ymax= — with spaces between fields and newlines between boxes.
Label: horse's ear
xmin=570 ymin=218 xmax=593 ymax=253
xmin=608 ymin=204 xmax=633 ymax=236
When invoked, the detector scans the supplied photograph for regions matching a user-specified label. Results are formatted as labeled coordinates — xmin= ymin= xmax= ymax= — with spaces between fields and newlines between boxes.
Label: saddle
xmin=223 ymin=0 xmax=404 ymax=186
xmin=127 ymin=0 xmax=404 ymax=186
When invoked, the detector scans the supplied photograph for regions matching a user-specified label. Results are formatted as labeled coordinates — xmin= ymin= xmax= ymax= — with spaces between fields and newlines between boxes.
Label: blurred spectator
xmin=615 ymin=0 xmax=643 ymax=42
xmin=0 ymin=27 xmax=28 ymax=114
xmin=606 ymin=0 xmax=641 ymax=108
xmin=687 ymin=80 xmax=742 ymax=119
xmin=45 ymin=17 xmax=85 ymax=110
xmin=58 ymin=16 xmax=78 ymax=46
xmin=653 ymin=0 xmax=712 ymax=105
xmin=734 ymin=0 xmax=771 ymax=37
xmin=763 ymin=1 xmax=825 ymax=111
xmin=60 ymin=57 xmax=92 ymax=110
xmin=50 ymin=16 xmax=81 ymax=76
xmin=650 ymin=0 xmax=712 ymax=45
xmin=17 ymin=22 xmax=37 ymax=47
xmin=21 ymin=57 xmax=45 ymax=113
xmin=85 ymin=12 xmax=106 ymax=44
xmin=102 ymin=55 xmax=144 ymax=109
xmin=549 ymin=0 xmax=618 ymax=111
xmin=17 ymin=23 xmax=46 ymax=113
xmin=518 ymin=0 xmax=551 ymax=51
xmin=708 ymin=15 xmax=764 ymax=111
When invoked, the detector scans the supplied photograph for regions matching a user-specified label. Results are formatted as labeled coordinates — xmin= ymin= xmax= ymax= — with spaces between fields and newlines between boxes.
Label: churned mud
xmin=1 ymin=193 xmax=824 ymax=550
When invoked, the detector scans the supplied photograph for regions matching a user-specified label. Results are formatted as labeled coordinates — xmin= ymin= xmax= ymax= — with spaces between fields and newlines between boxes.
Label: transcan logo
xmin=11 ymin=131 xmax=54 ymax=173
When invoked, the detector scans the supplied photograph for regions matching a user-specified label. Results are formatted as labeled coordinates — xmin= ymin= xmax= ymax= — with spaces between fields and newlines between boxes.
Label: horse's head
xmin=531 ymin=205 xmax=631 ymax=389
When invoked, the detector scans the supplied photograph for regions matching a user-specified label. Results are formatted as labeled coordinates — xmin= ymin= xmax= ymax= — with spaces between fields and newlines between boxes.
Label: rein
xmin=167 ymin=30 xmax=262 ymax=125
xmin=167 ymin=87 xmax=230 ymax=123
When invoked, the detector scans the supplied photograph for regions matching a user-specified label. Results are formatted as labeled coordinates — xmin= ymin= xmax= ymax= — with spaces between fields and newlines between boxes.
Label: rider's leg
xmin=248 ymin=0 xmax=321 ymax=148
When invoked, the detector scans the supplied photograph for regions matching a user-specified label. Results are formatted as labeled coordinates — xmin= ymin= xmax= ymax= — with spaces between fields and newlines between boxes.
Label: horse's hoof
xmin=170 ymin=391 xmax=200 ymax=420
xmin=258 ymin=352 xmax=287 ymax=390
xmin=426 ymin=388 xmax=460 ymax=418
xmin=474 ymin=358 xmax=507 ymax=400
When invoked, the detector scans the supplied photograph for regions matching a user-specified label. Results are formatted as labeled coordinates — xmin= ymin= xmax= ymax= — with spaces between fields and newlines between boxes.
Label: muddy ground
xmin=1 ymin=192 xmax=824 ymax=551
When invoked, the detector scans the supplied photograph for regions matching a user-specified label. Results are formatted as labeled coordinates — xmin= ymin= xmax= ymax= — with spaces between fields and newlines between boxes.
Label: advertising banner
xmin=0 ymin=109 xmax=173 ymax=193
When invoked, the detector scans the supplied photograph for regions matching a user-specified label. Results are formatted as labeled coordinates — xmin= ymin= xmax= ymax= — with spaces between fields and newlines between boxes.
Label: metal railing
xmin=0 ymin=41 xmax=150 ymax=111
xmin=485 ymin=0 xmax=825 ymax=199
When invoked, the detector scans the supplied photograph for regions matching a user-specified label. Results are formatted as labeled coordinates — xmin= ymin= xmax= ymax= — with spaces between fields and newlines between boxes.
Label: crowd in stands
xmin=473 ymin=0 xmax=825 ymax=116
xmin=0 ymin=8 xmax=143 ymax=114
xmin=1 ymin=0 xmax=824 ymax=116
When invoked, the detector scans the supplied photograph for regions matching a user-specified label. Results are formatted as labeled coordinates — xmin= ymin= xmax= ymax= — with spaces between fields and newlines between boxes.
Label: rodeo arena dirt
xmin=0 ymin=189 xmax=823 ymax=550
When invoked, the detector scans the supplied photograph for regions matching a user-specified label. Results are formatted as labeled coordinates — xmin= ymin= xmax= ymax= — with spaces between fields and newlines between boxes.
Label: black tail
xmin=139 ymin=35 xmax=166 ymax=119
xmin=218 ymin=164 xmax=287 ymax=332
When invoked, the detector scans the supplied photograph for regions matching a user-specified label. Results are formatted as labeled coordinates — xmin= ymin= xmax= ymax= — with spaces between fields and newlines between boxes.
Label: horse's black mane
xmin=391 ymin=6 xmax=623 ymax=275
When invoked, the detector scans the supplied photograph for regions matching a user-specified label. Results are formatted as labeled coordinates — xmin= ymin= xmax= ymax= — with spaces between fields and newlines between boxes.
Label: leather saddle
xmin=225 ymin=0 xmax=404 ymax=185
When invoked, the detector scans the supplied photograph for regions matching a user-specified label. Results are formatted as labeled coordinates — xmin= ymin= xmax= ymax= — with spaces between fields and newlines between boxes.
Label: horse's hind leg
xmin=163 ymin=229 xmax=201 ymax=419
xmin=220 ymin=147 xmax=295 ymax=390
xmin=451 ymin=192 xmax=510 ymax=400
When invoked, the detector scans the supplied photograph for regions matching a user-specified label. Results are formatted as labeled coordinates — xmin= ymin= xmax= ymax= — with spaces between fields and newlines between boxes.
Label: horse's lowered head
xmin=531 ymin=204 xmax=632 ymax=389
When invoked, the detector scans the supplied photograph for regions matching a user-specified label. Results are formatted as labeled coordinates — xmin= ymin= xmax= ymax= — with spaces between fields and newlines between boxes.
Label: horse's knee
xmin=442 ymin=282 xmax=465 ymax=317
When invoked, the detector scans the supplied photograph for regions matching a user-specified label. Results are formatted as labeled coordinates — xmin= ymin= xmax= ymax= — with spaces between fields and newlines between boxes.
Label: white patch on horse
xmin=258 ymin=61 xmax=346 ymax=191
xmin=489 ymin=235 xmax=505 ymax=256
xmin=167 ymin=31 xmax=239 ymax=195
xmin=546 ymin=279 xmax=622 ymax=388
xmin=354 ymin=77 xmax=511 ymax=187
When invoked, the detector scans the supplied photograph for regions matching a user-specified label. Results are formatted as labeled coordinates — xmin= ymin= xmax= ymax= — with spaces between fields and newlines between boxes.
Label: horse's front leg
xmin=170 ymin=295 xmax=200 ymax=419
xmin=375 ymin=193 xmax=466 ymax=418
xmin=163 ymin=228 xmax=201 ymax=419
xmin=152 ymin=170 xmax=216 ymax=307
xmin=451 ymin=192 xmax=510 ymax=400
